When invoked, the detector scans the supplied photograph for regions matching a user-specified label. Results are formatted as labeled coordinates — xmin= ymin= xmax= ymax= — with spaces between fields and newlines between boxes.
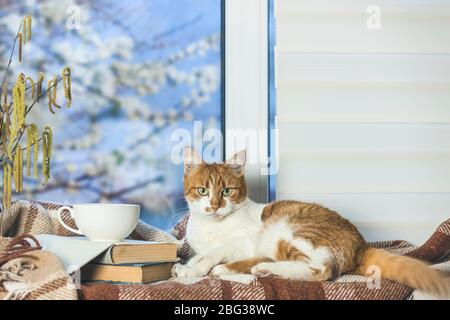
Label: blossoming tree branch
xmin=0 ymin=15 xmax=72 ymax=212
xmin=0 ymin=1 xmax=220 ymax=224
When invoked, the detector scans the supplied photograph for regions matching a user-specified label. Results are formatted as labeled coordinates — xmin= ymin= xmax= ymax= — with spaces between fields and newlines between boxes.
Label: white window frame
xmin=224 ymin=0 xmax=269 ymax=203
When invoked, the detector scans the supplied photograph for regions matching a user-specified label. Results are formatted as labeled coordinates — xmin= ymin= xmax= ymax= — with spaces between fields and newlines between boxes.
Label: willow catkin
xmin=4 ymin=99 xmax=11 ymax=137
xmin=13 ymin=146 xmax=23 ymax=192
xmin=51 ymin=77 xmax=57 ymax=103
xmin=33 ymin=129 xmax=38 ymax=178
xmin=25 ymin=76 xmax=35 ymax=99
xmin=62 ymin=67 xmax=72 ymax=107
xmin=22 ymin=17 xmax=27 ymax=44
xmin=47 ymin=79 xmax=55 ymax=114
xmin=16 ymin=73 xmax=25 ymax=129
xmin=26 ymin=124 xmax=38 ymax=177
xmin=18 ymin=33 xmax=23 ymax=62
xmin=13 ymin=150 xmax=19 ymax=192
xmin=47 ymin=77 xmax=60 ymax=113
xmin=3 ymin=164 xmax=12 ymax=209
xmin=9 ymin=74 xmax=26 ymax=158
xmin=3 ymin=166 xmax=7 ymax=208
xmin=42 ymin=126 xmax=52 ymax=184
xmin=26 ymin=127 xmax=31 ymax=176
xmin=10 ymin=87 xmax=20 ymax=154
xmin=51 ymin=77 xmax=60 ymax=109
xmin=7 ymin=164 xmax=12 ymax=207
xmin=27 ymin=15 xmax=31 ymax=41
xmin=37 ymin=73 xmax=44 ymax=102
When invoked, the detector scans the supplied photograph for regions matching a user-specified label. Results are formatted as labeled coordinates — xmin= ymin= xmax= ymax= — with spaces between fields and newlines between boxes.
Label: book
xmin=35 ymin=234 xmax=116 ymax=274
xmin=81 ymin=262 xmax=174 ymax=283
xmin=35 ymin=235 xmax=179 ymax=275
xmin=93 ymin=240 xmax=178 ymax=265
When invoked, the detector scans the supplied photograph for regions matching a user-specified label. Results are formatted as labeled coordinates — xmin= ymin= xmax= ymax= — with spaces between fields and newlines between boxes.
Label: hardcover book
xmin=81 ymin=262 xmax=174 ymax=283
xmin=93 ymin=240 xmax=178 ymax=264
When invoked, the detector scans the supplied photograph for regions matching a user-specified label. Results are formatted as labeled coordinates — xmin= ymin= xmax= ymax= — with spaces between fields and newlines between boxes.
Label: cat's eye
xmin=197 ymin=187 xmax=209 ymax=196
xmin=221 ymin=188 xmax=232 ymax=197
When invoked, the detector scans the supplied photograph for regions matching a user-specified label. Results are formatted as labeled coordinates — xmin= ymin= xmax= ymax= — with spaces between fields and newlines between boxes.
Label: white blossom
xmin=1 ymin=0 xmax=221 ymax=222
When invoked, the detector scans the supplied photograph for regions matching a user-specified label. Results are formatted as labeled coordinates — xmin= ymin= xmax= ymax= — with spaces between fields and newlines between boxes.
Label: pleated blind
xmin=275 ymin=0 xmax=450 ymax=243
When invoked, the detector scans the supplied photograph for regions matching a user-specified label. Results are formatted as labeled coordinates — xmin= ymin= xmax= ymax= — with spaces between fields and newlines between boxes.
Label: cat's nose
xmin=208 ymin=205 xmax=220 ymax=213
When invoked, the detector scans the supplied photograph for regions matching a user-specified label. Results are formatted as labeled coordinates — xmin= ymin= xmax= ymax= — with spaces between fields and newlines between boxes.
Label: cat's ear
xmin=183 ymin=147 xmax=203 ymax=175
xmin=225 ymin=150 xmax=246 ymax=176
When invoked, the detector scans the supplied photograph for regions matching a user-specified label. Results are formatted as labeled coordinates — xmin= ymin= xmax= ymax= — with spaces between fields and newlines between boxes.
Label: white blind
xmin=275 ymin=0 xmax=450 ymax=243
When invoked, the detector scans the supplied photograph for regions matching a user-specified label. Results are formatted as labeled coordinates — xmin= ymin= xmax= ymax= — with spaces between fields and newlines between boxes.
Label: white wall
xmin=275 ymin=0 xmax=450 ymax=244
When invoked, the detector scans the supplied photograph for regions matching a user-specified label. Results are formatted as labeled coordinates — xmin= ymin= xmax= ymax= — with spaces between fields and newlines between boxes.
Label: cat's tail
xmin=356 ymin=247 xmax=450 ymax=298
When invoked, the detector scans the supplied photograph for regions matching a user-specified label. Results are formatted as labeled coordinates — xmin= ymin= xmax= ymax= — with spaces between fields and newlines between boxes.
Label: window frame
xmin=224 ymin=0 xmax=270 ymax=203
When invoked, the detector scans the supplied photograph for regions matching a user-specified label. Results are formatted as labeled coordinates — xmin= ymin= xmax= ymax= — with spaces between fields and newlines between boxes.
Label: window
xmin=274 ymin=0 xmax=450 ymax=243
xmin=0 ymin=0 xmax=223 ymax=229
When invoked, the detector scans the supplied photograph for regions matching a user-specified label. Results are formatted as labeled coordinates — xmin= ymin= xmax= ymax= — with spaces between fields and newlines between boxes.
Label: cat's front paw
xmin=210 ymin=264 xmax=235 ymax=276
xmin=172 ymin=263 xmax=200 ymax=278
xmin=250 ymin=263 xmax=274 ymax=277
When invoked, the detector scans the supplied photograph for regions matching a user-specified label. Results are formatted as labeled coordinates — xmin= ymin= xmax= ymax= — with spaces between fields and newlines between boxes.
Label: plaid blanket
xmin=0 ymin=200 xmax=176 ymax=300
xmin=1 ymin=201 xmax=449 ymax=300
xmin=0 ymin=235 xmax=78 ymax=300
xmin=83 ymin=213 xmax=450 ymax=300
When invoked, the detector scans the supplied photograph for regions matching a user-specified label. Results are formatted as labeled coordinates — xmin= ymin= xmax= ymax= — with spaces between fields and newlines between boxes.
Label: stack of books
xmin=81 ymin=240 xmax=178 ymax=283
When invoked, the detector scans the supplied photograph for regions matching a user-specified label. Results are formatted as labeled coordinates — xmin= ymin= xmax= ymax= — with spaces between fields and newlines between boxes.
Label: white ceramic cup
xmin=57 ymin=203 xmax=140 ymax=241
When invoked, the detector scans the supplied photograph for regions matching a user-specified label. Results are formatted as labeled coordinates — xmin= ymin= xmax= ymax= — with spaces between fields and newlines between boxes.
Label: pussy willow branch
xmin=0 ymin=21 xmax=62 ymax=165
xmin=0 ymin=25 xmax=22 ymax=113
xmin=13 ymin=77 xmax=62 ymax=149
xmin=25 ymin=77 xmax=62 ymax=116
xmin=2 ymin=75 xmax=61 ymax=118
xmin=0 ymin=77 xmax=62 ymax=165
xmin=21 ymin=138 xmax=42 ymax=152
xmin=0 ymin=136 xmax=44 ymax=166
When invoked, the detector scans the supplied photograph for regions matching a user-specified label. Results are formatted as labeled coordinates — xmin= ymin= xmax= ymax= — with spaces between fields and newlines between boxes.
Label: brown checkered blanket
xmin=1 ymin=200 xmax=449 ymax=300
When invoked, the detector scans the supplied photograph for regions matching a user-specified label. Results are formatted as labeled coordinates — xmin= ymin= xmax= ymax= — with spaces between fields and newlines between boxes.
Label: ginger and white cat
xmin=172 ymin=148 xmax=449 ymax=297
